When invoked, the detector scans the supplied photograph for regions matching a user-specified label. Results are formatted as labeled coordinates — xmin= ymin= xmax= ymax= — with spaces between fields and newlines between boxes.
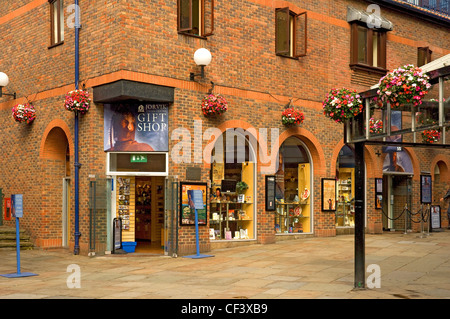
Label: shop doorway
xmin=135 ymin=176 xmax=165 ymax=253
xmin=382 ymin=174 xmax=412 ymax=231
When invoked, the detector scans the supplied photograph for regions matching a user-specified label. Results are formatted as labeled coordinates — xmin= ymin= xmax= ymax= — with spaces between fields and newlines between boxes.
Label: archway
xmin=209 ymin=128 xmax=257 ymax=241
xmin=275 ymin=136 xmax=313 ymax=234
xmin=40 ymin=126 xmax=71 ymax=248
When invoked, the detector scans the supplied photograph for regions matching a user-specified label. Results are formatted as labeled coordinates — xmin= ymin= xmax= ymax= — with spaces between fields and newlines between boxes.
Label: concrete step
xmin=0 ymin=226 xmax=34 ymax=250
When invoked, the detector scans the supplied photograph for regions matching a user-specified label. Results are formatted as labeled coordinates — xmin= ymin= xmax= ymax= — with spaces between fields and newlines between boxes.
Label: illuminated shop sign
xmin=104 ymin=103 xmax=169 ymax=152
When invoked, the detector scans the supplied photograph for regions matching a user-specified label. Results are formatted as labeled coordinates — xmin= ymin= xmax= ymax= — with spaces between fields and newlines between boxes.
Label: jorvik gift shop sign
xmin=104 ymin=103 xmax=169 ymax=152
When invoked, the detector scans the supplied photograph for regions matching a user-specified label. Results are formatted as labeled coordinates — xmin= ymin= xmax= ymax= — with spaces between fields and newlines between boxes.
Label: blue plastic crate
xmin=122 ymin=241 xmax=136 ymax=253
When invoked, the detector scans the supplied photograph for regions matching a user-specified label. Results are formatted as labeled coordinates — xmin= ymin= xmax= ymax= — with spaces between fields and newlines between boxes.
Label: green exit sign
xmin=130 ymin=154 xmax=148 ymax=163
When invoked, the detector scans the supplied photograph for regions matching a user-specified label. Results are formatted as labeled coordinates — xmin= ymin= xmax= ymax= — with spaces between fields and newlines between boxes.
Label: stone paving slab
xmin=1 ymin=231 xmax=450 ymax=303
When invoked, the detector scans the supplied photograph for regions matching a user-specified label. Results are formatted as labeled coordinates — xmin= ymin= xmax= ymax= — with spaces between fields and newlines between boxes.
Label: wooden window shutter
xmin=418 ymin=47 xmax=432 ymax=67
xmin=202 ymin=0 xmax=214 ymax=36
xmin=275 ymin=7 xmax=290 ymax=55
xmin=178 ymin=0 xmax=193 ymax=32
xmin=378 ymin=31 xmax=387 ymax=69
xmin=294 ymin=11 xmax=307 ymax=58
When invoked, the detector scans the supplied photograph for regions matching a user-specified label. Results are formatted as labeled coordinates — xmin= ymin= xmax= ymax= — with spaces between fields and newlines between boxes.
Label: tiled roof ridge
xmin=389 ymin=0 xmax=449 ymax=20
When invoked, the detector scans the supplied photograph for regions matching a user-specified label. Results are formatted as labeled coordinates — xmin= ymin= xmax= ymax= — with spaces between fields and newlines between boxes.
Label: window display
xmin=209 ymin=130 xmax=255 ymax=240
xmin=336 ymin=146 xmax=355 ymax=227
xmin=275 ymin=137 xmax=312 ymax=234
xmin=116 ymin=177 xmax=135 ymax=241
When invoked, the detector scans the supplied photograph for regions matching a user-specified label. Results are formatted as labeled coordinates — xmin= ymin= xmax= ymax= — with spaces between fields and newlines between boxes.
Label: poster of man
xmin=180 ymin=183 xmax=207 ymax=225
xmin=104 ymin=103 xmax=169 ymax=152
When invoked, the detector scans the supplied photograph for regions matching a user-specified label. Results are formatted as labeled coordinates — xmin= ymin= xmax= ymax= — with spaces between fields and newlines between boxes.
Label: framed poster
xmin=180 ymin=182 xmax=207 ymax=226
xmin=265 ymin=175 xmax=276 ymax=211
xmin=383 ymin=110 xmax=403 ymax=153
xmin=430 ymin=205 xmax=441 ymax=229
xmin=375 ymin=178 xmax=383 ymax=209
xmin=420 ymin=175 xmax=432 ymax=204
xmin=322 ymin=178 xmax=336 ymax=211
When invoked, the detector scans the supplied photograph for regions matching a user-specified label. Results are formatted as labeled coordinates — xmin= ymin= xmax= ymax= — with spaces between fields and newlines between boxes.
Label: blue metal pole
xmin=15 ymin=217 xmax=21 ymax=274
xmin=194 ymin=209 xmax=200 ymax=256
xmin=74 ymin=0 xmax=81 ymax=255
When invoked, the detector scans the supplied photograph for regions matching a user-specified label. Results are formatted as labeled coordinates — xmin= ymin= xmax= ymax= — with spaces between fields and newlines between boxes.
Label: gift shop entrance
xmin=134 ymin=177 xmax=165 ymax=253
xmin=114 ymin=176 xmax=166 ymax=254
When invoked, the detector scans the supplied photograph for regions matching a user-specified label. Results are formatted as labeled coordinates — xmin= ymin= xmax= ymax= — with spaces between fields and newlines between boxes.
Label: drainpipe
xmin=74 ymin=0 xmax=81 ymax=255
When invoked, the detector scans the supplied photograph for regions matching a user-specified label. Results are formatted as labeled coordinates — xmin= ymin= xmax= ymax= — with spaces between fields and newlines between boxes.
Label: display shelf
xmin=275 ymin=201 xmax=308 ymax=234
xmin=210 ymin=199 xmax=253 ymax=239
xmin=210 ymin=162 xmax=255 ymax=240
xmin=336 ymin=168 xmax=355 ymax=227
xmin=273 ymin=162 xmax=311 ymax=234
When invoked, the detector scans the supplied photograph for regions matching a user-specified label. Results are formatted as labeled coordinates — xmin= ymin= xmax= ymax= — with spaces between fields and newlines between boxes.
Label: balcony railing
xmin=398 ymin=0 xmax=449 ymax=15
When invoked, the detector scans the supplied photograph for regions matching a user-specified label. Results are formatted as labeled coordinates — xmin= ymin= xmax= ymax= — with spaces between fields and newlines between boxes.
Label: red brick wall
xmin=0 ymin=0 xmax=449 ymax=254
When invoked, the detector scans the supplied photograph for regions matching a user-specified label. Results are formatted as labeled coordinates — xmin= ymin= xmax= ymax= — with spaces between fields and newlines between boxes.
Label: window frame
xmin=275 ymin=7 xmax=307 ymax=59
xmin=49 ymin=0 xmax=64 ymax=48
xmin=350 ymin=22 xmax=387 ymax=74
xmin=177 ymin=0 xmax=214 ymax=38
xmin=418 ymin=47 xmax=432 ymax=67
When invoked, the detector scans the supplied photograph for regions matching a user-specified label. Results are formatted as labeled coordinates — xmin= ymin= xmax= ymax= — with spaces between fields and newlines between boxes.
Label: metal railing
xmin=398 ymin=0 xmax=449 ymax=15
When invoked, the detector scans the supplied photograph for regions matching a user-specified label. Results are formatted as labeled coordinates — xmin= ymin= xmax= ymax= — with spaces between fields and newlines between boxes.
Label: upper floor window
xmin=275 ymin=7 xmax=307 ymax=58
xmin=350 ymin=23 xmax=387 ymax=72
xmin=418 ymin=47 xmax=432 ymax=66
xmin=49 ymin=0 xmax=64 ymax=47
xmin=178 ymin=0 xmax=214 ymax=37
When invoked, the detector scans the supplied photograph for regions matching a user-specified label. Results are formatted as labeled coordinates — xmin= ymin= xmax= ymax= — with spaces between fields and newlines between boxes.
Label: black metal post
xmin=354 ymin=141 xmax=365 ymax=289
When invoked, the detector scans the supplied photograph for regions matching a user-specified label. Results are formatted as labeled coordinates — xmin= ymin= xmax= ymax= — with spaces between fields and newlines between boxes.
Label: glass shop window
xmin=275 ymin=137 xmax=312 ymax=234
xmin=209 ymin=129 xmax=256 ymax=240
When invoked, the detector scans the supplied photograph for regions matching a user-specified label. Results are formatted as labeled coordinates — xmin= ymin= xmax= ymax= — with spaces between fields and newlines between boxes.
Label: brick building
xmin=0 ymin=0 xmax=449 ymax=256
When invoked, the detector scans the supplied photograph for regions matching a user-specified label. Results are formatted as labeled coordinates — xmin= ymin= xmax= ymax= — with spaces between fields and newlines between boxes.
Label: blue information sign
xmin=189 ymin=190 xmax=204 ymax=210
xmin=0 ymin=194 xmax=38 ymax=278
xmin=183 ymin=189 xmax=213 ymax=259
xmin=11 ymin=194 xmax=23 ymax=218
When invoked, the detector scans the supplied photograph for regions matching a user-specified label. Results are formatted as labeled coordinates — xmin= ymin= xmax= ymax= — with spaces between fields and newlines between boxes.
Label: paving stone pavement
xmin=1 ymin=231 xmax=450 ymax=302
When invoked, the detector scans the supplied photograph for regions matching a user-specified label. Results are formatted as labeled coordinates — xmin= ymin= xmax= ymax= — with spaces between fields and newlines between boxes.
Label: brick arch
xmin=431 ymin=154 xmax=450 ymax=183
xmin=203 ymin=121 xmax=326 ymax=176
xmin=278 ymin=126 xmax=326 ymax=176
xmin=403 ymin=148 xmax=421 ymax=181
xmin=40 ymin=119 xmax=73 ymax=160
xmin=330 ymin=139 xmax=377 ymax=178
xmin=203 ymin=120 xmax=263 ymax=168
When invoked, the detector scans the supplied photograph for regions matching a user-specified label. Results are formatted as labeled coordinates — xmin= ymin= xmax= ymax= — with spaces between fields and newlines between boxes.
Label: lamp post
xmin=190 ymin=48 xmax=212 ymax=81
xmin=0 ymin=72 xmax=16 ymax=99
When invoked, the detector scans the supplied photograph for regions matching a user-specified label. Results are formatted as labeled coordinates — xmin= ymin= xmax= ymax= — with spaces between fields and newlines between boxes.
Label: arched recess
xmin=431 ymin=155 xmax=450 ymax=183
xmin=208 ymin=125 xmax=258 ymax=241
xmin=330 ymin=139 xmax=377 ymax=178
xmin=278 ymin=127 xmax=326 ymax=176
xmin=40 ymin=119 xmax=73 ymax=160
xmin=38 ymin=119 xmax=73 ymax=248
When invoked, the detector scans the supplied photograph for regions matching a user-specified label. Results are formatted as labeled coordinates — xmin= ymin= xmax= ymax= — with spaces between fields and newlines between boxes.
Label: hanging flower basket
xmin=12 ymin=103 xmax=36 ymax=124
xmin=322 ymin=88 xmax=363 ymax=123
xmin=201 ymin=94 xmax=228 ymax=117
xmin=369 ymin=118 xmax=383 ymax=134
xmin=377 ymin=64 xmax=431 ymax=109
xmin=282 ymin=107 xmax=305 ymax=126
xmin=64 ymin=89 xmax=91 ymax=114
xmin=421 ymin=129 xmax=440 ymax=144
